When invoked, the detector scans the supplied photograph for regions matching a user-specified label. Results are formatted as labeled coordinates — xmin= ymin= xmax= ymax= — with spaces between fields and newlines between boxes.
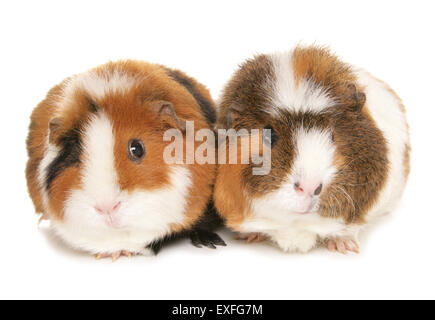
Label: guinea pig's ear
xmin=224 ymin=104 xmax=244 ymax=129
xmin=150 ymin=100 xmax=186 ymax=131
xmin=343 ymin=83 xmax=366 ymax=112
xmin=48 ymin=117 xmax=63 ymax=144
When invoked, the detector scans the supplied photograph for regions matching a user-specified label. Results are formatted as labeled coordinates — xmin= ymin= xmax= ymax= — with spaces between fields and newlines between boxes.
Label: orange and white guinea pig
xmin=214 ymin=46 xmax=410 ymax=254
xmin=26 ymin=60 xmax=225 ymax=260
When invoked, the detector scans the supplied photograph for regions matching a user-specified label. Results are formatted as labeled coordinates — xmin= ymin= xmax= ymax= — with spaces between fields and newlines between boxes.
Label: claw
xmin=189 ymin=230 xmax=226 ymax=249
xmin=121 ymin=250 xmax=132 ymax=258
xmin=112 ymin=251 xmax=121 ymax=262
xmin=336 ymin=239 xmax=347 ymax=254
xmin=95 ymin=251 xmax=134 ymax=261
xmin=209 ymin=233 xmax=227 ymax=247
xmin=327 ymin=238 xmax=360 ymax=255
xmin=95 ymin=252 xmax=111 ymax=260
xmin=327 ymin=240 xmax=337 ymax=252
xmin=235 ymin=233 xmax=267 ymax=243
xmin=205 ymin=242 xmax=216 ymax=249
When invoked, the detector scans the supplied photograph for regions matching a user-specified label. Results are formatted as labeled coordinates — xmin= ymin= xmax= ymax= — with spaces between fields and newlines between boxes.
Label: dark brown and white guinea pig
xmin=26 ymin=60 xmax=225 ymax=260
xmin=214 ymin=46 xmax=410 ymax=254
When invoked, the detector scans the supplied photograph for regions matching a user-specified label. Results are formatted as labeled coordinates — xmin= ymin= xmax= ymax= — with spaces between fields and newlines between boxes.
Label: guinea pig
xmin=26 ymin=60 xmax=225 ymax=260
xmin=214 ymin=45 xmax=410 ymax=254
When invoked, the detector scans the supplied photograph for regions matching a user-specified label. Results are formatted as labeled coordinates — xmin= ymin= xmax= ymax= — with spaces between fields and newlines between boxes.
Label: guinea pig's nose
xmin=294 ymin=182 xmax=323 ymax=196
xmin=94 ymin=201 xmax=121 ymax=215
xmin=294 ymin=182 xmax=304 ymax=193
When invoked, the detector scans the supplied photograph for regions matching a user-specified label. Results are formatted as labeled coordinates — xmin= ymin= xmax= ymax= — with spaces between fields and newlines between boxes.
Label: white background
xmin=0 ymin=0 xmax=434 ymax=300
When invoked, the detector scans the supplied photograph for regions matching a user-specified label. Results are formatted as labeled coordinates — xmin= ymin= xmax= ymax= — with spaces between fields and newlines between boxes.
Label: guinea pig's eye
xmin=331 ymin=131 xmax=335 ymax=142
xmin=128 ymin=139 xmax=146 ymax=162
xmin=263 ymin=125 xmax=278 ymax=148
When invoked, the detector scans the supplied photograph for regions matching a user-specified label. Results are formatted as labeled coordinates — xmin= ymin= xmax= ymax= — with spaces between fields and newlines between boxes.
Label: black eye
xmin=128 ymin=139 xmax=145 ymax=162
xmin=331 ymin=131 xmax=335 ymax=142
xmin=263 ymin=125 xmax=278 ymax=148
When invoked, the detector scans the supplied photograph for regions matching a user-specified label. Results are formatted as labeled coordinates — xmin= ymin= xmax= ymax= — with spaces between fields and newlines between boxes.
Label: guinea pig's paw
xmin=235 ymin=233 xmax=268 ymax=243
xmin=326 ymin=237 xmax=360 ymax=255
xmin=95 ymin=250 xmax=134 ymax=261
xmin=189 ymin=229 xmax=227 ymax=249
xmin=273 ymin=231 xmax=317 ymax=253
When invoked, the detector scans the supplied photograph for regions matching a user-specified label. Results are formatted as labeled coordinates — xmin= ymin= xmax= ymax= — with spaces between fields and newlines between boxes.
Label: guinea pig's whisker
xmin=329 ymin=185 xmax=344 ymax=217
xmin=338 ymin=157 xmax=363 ymax=172
xmin=335 ymin=185 xmax=356 ymax=217
xmin=341 ymin=181 xmax=370 ymax=187
xmin=331 ymin=184 xmax=356 ymax=219
xmin=330 ymin=192 xmax=341 ymax=217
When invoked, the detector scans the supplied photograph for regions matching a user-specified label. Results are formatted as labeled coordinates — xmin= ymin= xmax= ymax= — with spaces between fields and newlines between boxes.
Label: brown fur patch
xmin=292 ymin=46 xmax=364 ymax=106
xmin=26 ymin=83 xmax=65 ymax=215
xmin=319 ymin=105 xmax=389 ymax=224
xmin=218 ymin=54 xmax=275 ymax=128
xmin=25 ymin=157 xmax=44 ymax=214
xmin=214 ymin=136 xmax=252 ymax=229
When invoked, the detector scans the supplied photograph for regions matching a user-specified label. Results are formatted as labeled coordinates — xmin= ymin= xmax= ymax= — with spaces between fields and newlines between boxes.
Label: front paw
xmin=235 ymin=232 xmax=268 ymax=243
xmin=273 ymin=231 xmax=317 ymax=253
xmin=327 ymin=237 xmax=360 ymax=254
xmin=189 ymin=229 xmax=226 ymax=249
xmin=95 ymin=250 xmax=134 ymax=261
xmin=94 ymin=247 xmax=154 ymax=261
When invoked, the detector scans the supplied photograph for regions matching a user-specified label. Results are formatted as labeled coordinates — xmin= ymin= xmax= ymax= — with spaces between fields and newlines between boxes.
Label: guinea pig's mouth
xmin=292 ymin=200 xmax=319 ymax=215
xmin=104 ymin=216 xmax=123 ymax=229
xmin=294 ymin=211 xmax=312 ymax=215
xmin=99 ymin=212 xmax=126 ymax=229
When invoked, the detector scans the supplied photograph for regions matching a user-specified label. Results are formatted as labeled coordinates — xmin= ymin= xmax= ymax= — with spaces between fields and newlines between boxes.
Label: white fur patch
xmin=80 ymin=112 xmax=120 ymax=204
xmin=51 ymin=112 xmax=193 ymax=255
xmin=291 ymin=128 xmax=337 ymax=185
xmin=56 ymin=67 xmax=137 ymax=114
xmin=353 ymin=67 xmax=410 ymax=221
xmin=242 ymin=127 xmax=340 ymax=252
xmin=269 ymin=51 xmax=335 ymax=114
xmin=75 ymin=69 xmax=137 ymax=100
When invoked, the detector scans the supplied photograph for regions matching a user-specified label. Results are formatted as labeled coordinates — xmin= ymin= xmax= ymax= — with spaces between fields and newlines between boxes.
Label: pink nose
xmin=94 ymin=201 xmax=121 ymax=215
xmin=294 ymin=182 xmax=323 ymax=196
